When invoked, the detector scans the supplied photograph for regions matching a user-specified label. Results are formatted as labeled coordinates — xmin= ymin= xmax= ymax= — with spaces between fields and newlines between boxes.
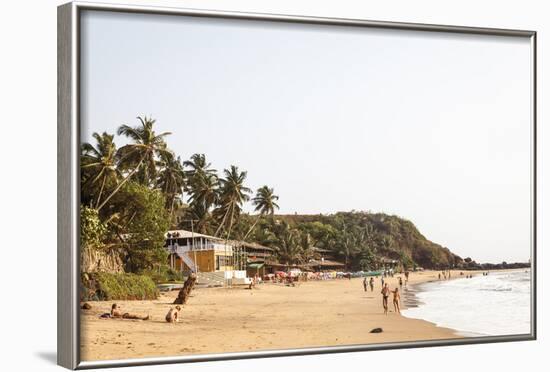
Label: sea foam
xmin=402 ymin=270 xmax=531 ymax=336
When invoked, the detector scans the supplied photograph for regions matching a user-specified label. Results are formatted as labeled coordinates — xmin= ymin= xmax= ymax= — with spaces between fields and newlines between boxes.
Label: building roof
xmin=166 ymin=230 xmax=274 ymax=251
xmin=230 ymin=240 xmax=274 ymax=251
xmin=245 ymin=252 xmax=272 ymax=258
xmin=379 ymin=257 xmax=399 ymax=264
xmin=305 ymin=259 xmax=345 ymax=267
xmin=312 ymin=247 xmax=333 ymax=253
xmin=165 ymin=230 xmax=224 ymax=241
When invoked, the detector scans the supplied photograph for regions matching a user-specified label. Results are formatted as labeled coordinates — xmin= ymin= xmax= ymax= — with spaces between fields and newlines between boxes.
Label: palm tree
xmin=156 ymin=152 xmax=185 ymax=217
xmin=184 ymin=154 xmax=219 ymax=213
xmin=184 ymin=203 xmax=212 ymax=234
xmin=242 ymin=185 xmax=279 ymax=240
xmin=272 ymin=222 xmax=303 ymax=269
xmin=183 ymin=153 xmax=217 ymax=180
xmin=81 ymin=132 xmax=120 ymax=208
xmin=182 ymin=154 xmax=219 ymax=233
xmin=299 ymin=232 xmax=317 ymax=262
xmin=336 ymin=224 xmax=361 ymax=271
xmin=213 ymin=165 xmax=252 ymax=239
xmin=97 ymin=116 xmax=171 ymax=211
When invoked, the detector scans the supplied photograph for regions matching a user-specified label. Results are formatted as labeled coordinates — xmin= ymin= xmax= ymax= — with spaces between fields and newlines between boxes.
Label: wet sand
xmin=80 ymin=270 xmax=467 ymax=361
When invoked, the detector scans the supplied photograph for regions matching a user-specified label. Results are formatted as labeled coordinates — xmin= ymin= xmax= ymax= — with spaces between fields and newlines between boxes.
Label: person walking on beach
xmin=398 ymin=277 xmax=403 ymax=287
xmin=392 ymin=287 xmax=401 ymax=314
xmin=369 ymin=277 xmax=375 ymax=292
xmin=363 ymin=277 xmax=368 ymax=292
xmin=381 ymin=276 xmax=385 ymax=287
xmin=381 ymin=283 xmax=390 ymax=315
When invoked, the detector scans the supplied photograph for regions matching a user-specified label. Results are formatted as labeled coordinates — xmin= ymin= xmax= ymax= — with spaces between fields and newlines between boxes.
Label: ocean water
xmin=402 ymin=270 xmax=531 ymax=336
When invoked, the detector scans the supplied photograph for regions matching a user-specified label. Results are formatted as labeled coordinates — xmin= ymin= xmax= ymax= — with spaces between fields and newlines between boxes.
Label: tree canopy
xmin=81 ymin=115 xmax=471 ymax=275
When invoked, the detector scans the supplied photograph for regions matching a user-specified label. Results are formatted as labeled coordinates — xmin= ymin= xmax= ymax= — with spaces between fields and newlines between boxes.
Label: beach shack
xmin=379 ymin=257 xmax=399 ymax=270
xmin=305 ymin=247 xmax=346 ymax=271
xmin=238 ymin=241 xmax=274 ymax=278
xmin=165 ymin=230 xmax=234 ymax=273
xmin=304 ymin=258 xmax=345 ymax=272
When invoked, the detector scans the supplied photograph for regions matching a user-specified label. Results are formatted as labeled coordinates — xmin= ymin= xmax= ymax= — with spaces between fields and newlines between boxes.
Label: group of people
xmin=381 ymin=283 xmax=400 ymax=315
xmin=362 ymin=276 xmax=375 ymax=292
xmin=99 ymin=303 xmax=186 ymax=324
xmin=438 ymin=269 xmax=452 ymax=280
xmin=362 ymin=275 xmax=402 ymax=315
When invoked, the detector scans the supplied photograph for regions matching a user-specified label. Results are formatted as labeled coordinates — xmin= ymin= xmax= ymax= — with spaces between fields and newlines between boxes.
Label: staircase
xmin=173 ymin=248 xmax=197 ymax=272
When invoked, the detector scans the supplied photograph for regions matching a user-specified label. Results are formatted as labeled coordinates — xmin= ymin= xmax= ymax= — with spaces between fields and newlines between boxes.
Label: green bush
xmin=81 ymin=272 xmax=159 ymax=301
xmin=140 ymin=266 xmax=184 ymax=284
xmin=81 ymin=206 xmax=106 ymax=248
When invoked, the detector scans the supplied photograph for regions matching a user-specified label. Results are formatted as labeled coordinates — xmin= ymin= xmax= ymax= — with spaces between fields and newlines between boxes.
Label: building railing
xmin=167 ymin=243 xmax=233 ymax=253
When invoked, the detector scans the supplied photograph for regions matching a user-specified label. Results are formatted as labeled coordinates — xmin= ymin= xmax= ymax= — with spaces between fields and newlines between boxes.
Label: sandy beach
xmin=81 ymin=270 xmax=471 ymax=361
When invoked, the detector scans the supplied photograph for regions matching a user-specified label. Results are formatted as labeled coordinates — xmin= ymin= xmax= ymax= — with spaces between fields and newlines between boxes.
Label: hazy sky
xmin=80 ymin=10 xmax=533 ymax=263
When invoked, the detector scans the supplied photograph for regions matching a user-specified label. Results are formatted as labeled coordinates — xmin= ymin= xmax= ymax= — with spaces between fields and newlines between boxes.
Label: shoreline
xmin=80 ymin=269 xmax=512 ymax=361
xmin=400 ymin=269 xmax=529 ymax=337
xmin=402 ymin=268 xmax=525 ymax=308
xmin=399 ymin=271 xmax=479 ymax=335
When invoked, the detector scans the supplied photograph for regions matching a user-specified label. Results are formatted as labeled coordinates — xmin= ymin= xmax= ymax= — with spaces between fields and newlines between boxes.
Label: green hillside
xmin=259 ymin=211 xmax=463 ymax=271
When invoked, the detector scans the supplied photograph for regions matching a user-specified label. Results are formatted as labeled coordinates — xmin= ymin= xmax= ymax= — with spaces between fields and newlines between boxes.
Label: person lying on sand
xmin=100 ymin=304 xmax=150 ymax=320
xmin=381 ymin=283 xmax=390 ymax=315
xmin=392 ymin=287 xmax=401 ymax=314
xmin=165 ymin=306 xmax=181 ymax=323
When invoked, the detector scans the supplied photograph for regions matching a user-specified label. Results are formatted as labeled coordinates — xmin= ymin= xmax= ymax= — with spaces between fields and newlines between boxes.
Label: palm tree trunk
xmin=214 ymin=204 xmax=231 ymax=237
xmin=242 ymin=213 xmax=262 ymax=241
xmin=95 ymin=174 xmax=107 ymax=209
xmin=97 ymin=156 xmax=145 ymax=212
xmin=224 ymin=204 xmax=236 ymax=272
xmin=169 ymin=195 xmax=176 ymax=219
xmin=225 ymin=203 xmax=235 ymax=241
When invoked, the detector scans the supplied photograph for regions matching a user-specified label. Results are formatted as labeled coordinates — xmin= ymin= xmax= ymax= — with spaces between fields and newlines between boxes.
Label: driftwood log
xmin=173 ymin=273 xmax=197 ymax=305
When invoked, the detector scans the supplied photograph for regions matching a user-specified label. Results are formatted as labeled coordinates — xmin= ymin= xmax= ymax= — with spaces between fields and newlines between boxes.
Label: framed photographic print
xmin=57 ymin=1 xmax=537 ymax=369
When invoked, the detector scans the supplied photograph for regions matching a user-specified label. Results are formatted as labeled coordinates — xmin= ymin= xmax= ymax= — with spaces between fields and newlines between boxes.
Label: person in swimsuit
xmin=381 ymin=283 xmax=390 ymax=315
xmin=109 ymin=303 xmax=150 ymax=320
xmin=369 ymin=277 xmax=375 ymax=292
xmin=363 ymin=277 xmax=368 ymax=292
xmin=392 ymin=287 xmax=401 ymax=314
